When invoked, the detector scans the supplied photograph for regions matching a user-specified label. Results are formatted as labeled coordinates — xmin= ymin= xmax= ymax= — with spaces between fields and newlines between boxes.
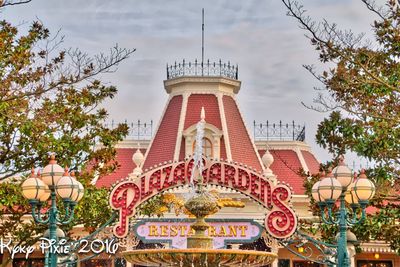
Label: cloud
xmin=3 ymin=0 xmax=381 ymax=164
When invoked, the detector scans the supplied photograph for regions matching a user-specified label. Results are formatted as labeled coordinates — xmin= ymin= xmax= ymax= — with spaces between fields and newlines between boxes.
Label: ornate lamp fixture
xmin=311 ymin=156 xmax=375 ymax=267
xmin=21 ymin=154 xmax=85 ymax=267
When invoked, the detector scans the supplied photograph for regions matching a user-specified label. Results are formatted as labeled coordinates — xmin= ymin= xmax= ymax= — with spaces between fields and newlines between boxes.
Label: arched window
xmin=192 ymin=137 xmax=213 ymax=158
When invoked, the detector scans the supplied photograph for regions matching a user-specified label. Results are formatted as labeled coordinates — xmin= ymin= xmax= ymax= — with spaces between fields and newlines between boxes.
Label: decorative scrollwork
xmin=118 ymin=225 xmax=140 ymax=249
xmin=261 ymin=233 xmax=280 ymax=253
xmin=280 ymin=230 xmax=337 ymax=266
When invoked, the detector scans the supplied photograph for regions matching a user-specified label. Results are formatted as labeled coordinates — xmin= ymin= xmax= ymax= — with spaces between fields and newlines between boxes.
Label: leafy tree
xmin=0 ymin=1 xmax=134 ymax=265
xmin=282 ymin=0 xmax=400 ymax=253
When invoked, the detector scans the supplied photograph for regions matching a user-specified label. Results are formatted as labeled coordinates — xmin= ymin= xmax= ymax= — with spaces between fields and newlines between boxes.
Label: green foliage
xmin=0 ymin=2 xmax=134 ymax=257
xmin=282 ymin=0 xmax=400 ymax=253
xmin=283 ymin=0 xmax=400 ymax=178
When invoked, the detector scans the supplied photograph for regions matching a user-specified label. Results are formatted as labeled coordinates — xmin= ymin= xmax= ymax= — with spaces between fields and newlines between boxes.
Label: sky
xmin=3 ymin=0 xmax=384 ymax=166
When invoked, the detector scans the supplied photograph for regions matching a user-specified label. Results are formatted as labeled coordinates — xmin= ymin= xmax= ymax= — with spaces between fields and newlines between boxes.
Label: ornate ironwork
xmin=253 ymin=120 xmax=305 ymax=141
xmin=105 ymin=120 xmax=153 ymax=140
xmin=279 ymin=230 xmax=337 ymax=266
xmin=166 ymin=59 xmax=238 ymax=80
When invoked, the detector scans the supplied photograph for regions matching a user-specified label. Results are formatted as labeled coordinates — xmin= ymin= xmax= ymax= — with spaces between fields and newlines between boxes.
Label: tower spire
xmin=202 ymin=8 xmax=204 ymax=67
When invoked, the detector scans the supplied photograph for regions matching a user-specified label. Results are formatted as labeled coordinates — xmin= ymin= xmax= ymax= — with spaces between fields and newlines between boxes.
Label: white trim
xmin=254 ymin=140 xmax=312 ymax=152
xmin=217 ymin=92 xmax=232 ymax=161
xmin=164 ymin=76 xmax=241 ymax=95
xmin=295 ymin=146 xmax=309 ymax=173
xmin=183 ymin=122 xmax=223 ymax=137
xmin=114 ymin=140 xmax=151 ymax=149
xmin=360 ymin=241 xmax=395 ymax=253
xmin=173 ymin=93 xmax=190 ymax=161
xmin=142 ymin=95 xmax=173 ymax=170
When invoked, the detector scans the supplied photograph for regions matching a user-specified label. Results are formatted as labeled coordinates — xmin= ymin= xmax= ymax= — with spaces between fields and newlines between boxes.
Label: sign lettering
xmin=109 ymin=158 xmax=297 ymax=239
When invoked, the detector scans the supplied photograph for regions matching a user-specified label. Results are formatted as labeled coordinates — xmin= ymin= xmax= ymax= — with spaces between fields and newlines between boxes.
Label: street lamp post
xmin=311 ymin=156 xmax=375 ymax=267
xmin=21 ymin=155 xmax=84 ymax=267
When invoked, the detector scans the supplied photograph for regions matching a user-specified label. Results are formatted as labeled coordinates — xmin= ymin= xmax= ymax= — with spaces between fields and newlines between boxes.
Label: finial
xmin=70 ymin=171 xmax=75 ymax=177
xmin=200 ymin=107 xmax=205 ymax=121
xmin=63 ymin=166 xmax=69 ymax=176
xmin=132 ymin=148 xmax=144 ymax=167
xmin=262 ymin=150 xmax=274 ymax=171
xmin=359 ymin=169 xmax=367 ymax=178
xmin=36 ymin=169 xmax=41 ymax=177
xmin=338 ymin=155 xmax=345 ymax=165
xmin=49 ymin=153 xmax=56 ymax=164
xmin=30 ymin=168 xmax=35 ymax=177
xmin=202 ymin=8 xmax=205 ymax=65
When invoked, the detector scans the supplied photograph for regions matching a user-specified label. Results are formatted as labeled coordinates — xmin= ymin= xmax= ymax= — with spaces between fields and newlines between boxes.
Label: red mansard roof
xmin=268 ymin=150 xmax=304 ymax=194
xmin=142 ymin=95 xmax=183 ymax=170
xmin=258 ymin=149 xmax=320 ymax=194
xmin=184 ymin=94 xmax=222 ymax=130
xmin=302 ymin=150 xmax=320 ymax=175
xmin=223 ymin=95 xmax=262 ymax=171
xmin=96 ymin=148 xmax=145 ymax=188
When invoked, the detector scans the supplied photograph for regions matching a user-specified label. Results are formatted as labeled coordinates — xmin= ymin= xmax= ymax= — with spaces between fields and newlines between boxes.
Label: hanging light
xmin=332 ymin=156 xmax=353 ymax=189
xmin=317 ymin=170 xmax=342 ymax=202
xmin=21 ymin=169 xmax=46 ymax=200
xmin=56 ymin=168 xmax=79 ymax=200
xmin=41 ymin=154 xmax=64 ymax=187
xmin=353 ymin=169 xmax=375 ymax=202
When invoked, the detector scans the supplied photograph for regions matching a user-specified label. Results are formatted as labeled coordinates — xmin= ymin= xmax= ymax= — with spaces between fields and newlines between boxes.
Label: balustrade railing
xmin=253 ymin=121 xmax=305 ymax=141
xmin=105 ymin=120 xmax=153 ymax=140
xmin=166 ymin=59 xmax=238 ymax=80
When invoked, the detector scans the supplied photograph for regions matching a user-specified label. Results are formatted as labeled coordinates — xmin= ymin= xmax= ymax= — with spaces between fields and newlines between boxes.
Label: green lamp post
xmin=311 ymin=157 xmax=375 ymax=267
xmin=21 ymin=154 xmax=84 ymax=267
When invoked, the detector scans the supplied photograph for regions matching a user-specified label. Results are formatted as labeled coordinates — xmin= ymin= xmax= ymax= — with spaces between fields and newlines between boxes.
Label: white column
xmin=271 ymin=258 xmax=278 ymax=267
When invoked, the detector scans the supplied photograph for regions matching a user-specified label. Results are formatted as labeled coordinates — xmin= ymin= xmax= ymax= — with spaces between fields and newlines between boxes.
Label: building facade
xmin=3 ymin=62 xmax=398 ymax=267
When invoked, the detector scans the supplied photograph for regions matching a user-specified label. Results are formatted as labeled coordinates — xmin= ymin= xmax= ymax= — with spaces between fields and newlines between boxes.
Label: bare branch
xmin=1 ymin=0 xmax=32 ymax=7
xmin=361 ymin=0 xmax=386 ymax=20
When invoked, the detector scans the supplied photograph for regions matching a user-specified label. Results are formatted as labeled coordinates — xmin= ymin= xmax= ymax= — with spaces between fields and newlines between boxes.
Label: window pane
xmin=193 ymin=137 xmax=213 ymax=157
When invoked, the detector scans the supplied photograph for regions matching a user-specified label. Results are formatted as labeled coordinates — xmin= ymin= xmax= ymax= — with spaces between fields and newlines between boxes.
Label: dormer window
xmin=183 ymin=123 xmax=223 ymax=159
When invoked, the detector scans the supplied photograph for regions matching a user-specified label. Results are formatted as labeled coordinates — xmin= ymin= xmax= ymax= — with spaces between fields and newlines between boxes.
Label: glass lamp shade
xmin=344 ymin=182 xmax=359 ymax=205
xmin=38 ymin=184 xmax=51 ymax=202
xmin=332 ymin=157 xmax=353 ymax=188
xmin=56 ymin=174 xmax=79 ymax=200
xmin=41 ymin=155 xmax=64 ymax=186
xmin=318 ymin=176 xmax=342 ymax=201
xmin=71 ymin=180 xmax=84 ymax=202
xmin=311 ymin=181 xmax=324 ymax=202
xmin=354 ymin=171 xmax=375 ymax=201
xmin=21 ymin=177 xmax=46 ymax=200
